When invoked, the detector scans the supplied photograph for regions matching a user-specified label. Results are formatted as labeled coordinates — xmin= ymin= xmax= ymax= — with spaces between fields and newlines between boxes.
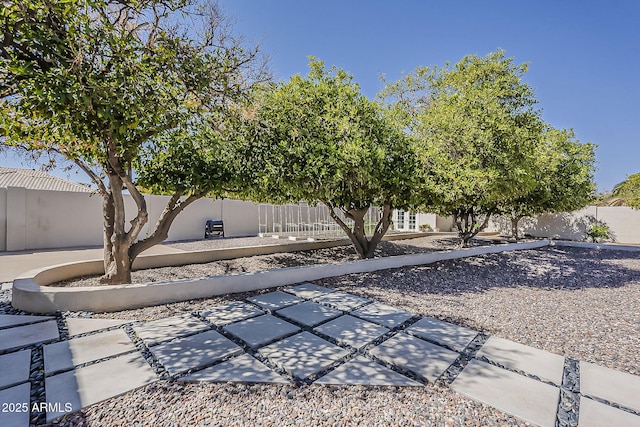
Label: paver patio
xmin=148 ymin=330 xmax=242 ymax=376
xmin=0 ymin=320 xmax=59 ymax=352
xmin=350 ymin=302 xmax=414 ymax=328
xmin=315 ymin=355 xmax=422 ymax=386
xmin=65 ymin=318 xmax=129 ymax=336
xmin=1 ymin=287 xmax=639 ymax=426
xmin=314 ymin=315 xmax=388 ymax=349
xmin=0 ymin=383 xmax=31 ymax=427
xmin=580 ymin=361 xmax=640 ymax=413
xmin=0 ymin=349 xmax=30 ymax=389
xmin=44 ymin=328 xmax=137 ymax=373
xmin=312 ymin=291 xmax=371 ymax=311
xmin=405 ymin=316 xmax=478 ymax=352
xmin=369 ymin=333 xmax=460 ymax=382
xmin=201 ymin=301 xmax=264 ymax=325
xmin=0 ymin=314 xmax=54 ymax=328
xmin=133 ymin=314 xmax=210 ymax=346
xmin=476 ymin=336 xmax=565 ymax=385
xmin=451 ymin=359 xmax=560 ymax=427
xmin=45 ymin=352 xmax=157 ymax=422
xmin=223 ymin=314 xmax=300 ymax=348
xmin=578 ymin=397 xmax=640 ymax=427
xmin=179 ymin=354 xmax=288 ymax=384
xmin=276 ymin=300 xmax=342 ymax=327
xmin=247 ymin=291 xmax=304 ymax=311
xmin=258 ymin=332 xmax=351 ymax=380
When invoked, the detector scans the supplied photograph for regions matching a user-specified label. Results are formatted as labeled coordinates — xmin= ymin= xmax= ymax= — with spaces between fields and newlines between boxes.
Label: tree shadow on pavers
xmin=317 ymin=245 xmax=640 ymax=296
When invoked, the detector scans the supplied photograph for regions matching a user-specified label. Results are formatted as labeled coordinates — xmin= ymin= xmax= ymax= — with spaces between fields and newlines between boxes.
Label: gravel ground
xmin=7 ymin=237 xmax=638 ymax=426
xmin=53 ymin=235 xmax=485 ymax=287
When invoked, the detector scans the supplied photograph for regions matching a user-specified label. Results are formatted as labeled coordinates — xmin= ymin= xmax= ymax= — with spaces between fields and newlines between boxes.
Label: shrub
xmin=586 ymin=224 xmax=611 ymax=243
xmin=419 ymin=224 xmax=433 ymax=232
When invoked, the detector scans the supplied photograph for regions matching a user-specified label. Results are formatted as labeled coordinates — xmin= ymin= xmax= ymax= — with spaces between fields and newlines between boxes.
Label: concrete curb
xmin=13 ymin=239 xmax=549 ymax=314
xmin=550 ymin=240 xmax=640 ymax=251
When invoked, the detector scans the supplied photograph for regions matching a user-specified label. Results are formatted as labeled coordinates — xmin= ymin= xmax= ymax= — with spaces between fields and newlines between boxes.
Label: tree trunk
xmin=365 ymin=203 xmax=392 ymax=258
xmin=78 ymin=150 xmax=205 ymax=285
xmin=129 ymin=193 xmax=204 ymax=261
xmin=323 ymin=201 xmax=393 ymax=259
xmin=510 ymin=216 xmax=523 ymax=241
xmin=455 ymin=208 xmax=494 ymax=247
xmin=99 ymin=171 xmax=144 ymax=284
xmin=98 ymin=152 xmax=149 ymax=285
xmin=102 ymin=235 xmax=132 ymax=284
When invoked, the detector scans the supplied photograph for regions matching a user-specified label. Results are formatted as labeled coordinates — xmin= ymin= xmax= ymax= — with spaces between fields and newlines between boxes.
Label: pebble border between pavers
xmin=2 ymin=284 xmax=640 ymax=426
xmin=4 ymin=240 xmax=640 ymax=425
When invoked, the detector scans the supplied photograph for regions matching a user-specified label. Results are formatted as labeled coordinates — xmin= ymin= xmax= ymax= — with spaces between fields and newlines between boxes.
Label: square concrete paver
xmin=0 ymin=383 xmax=30 ymax=427
xmin=259 ymin=332 xmax=350 ymax=380
xmin=224 ymin=315 xmax=300 ymax=348
xmin=405 ymin=317 xmax=478 ymax=352
xmin=369 ymin=333 xmax=459 ymax=383
xmin=133 ymin=314 xmax=210 ymax=346
xmin=315 ymin=315 xmax=388 ymax=349
xmin=0 ymin=320 xmax=59 ymax=352
xmin=179 ymin=354 xmax=288 ymax=384
xmin=248 ymin=291 xmax=304 ymax=311
xmin=351 ymin=302 xmax=414 ymax=328
xmin=312 ymin=291 xmax=371 ymax=312
xmin=148 ymin=330 xmax=242 ymax=376
xmin=276 ymin=301 xmax=342 ymax=327
xmin=316 ymin=356 xmax=422 ymax=386
xmin=476 ymin=336 xmax=564 ymax=385
xmin=0 ymin=314 xmax=54 ymax=328
xmin=45 ymin=352 xmax=157 ymax=423
xmin=452 ymin=359 xmax=560 ymax=427
xmin=202 ymin=301 xmax=264 ymax=326
xmin=66 ymin=318 xmax=129 ymax=336
xmin=284 ymin=283 xmax=335 ymax=299
xmin=578 ymin=397 xmax=640 ymax=427
xmin=0 ymin=349 xmax=30 ymax=389
xmin=580 ymin=361 xmax=640 ymax=413
xmin=44 ymin=329 xmax=136 ymax=374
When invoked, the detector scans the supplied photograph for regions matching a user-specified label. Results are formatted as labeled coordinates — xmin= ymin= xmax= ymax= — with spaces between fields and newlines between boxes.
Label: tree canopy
xmin=611 ymin=173 xmax=640 ymax=208
xmin=383 ymin=50 xmax=546 ymax=245
xmin=1 ymin=0 xmax=267 ymax=284
xmin=234 ymin=59 xmax=418 ymax=258
xmin=498 ymin=127 xmax=596 ymax=238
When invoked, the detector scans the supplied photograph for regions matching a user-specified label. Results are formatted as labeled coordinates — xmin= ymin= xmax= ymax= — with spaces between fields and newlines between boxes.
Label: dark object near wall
xmin=205 ymin=220 xmax=224 ymax=238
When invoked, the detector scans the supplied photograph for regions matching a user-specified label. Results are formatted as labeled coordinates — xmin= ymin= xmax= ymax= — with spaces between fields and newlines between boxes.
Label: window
xmin=396 ymin=210 xmax=405 ymax=230
xmin=408 ymin=213 xmax=416 ymax=231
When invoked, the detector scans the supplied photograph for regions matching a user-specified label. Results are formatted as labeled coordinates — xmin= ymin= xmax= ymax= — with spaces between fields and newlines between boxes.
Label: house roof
xmin=0 ymin=167 xmax=93 ymax=192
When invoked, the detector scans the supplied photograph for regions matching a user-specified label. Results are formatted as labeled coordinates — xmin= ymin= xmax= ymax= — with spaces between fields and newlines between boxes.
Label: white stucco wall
xmin=0 ymin=188 xmax=6 ymax=251
xmin=24 ymin=189 xmax=104 ymax=249
xmin=221 ymin=199 xmax=259 ymax=237
xmin=6 ymin=187 xmax=28 ymax=251
xmin=489 ymin=206 xmax=640 ymax=244
xmin=1 ymin=188 xmax=259 ymax=251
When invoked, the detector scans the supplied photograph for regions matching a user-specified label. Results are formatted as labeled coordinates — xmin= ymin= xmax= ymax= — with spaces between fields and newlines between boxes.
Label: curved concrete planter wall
xmin=13 ymin=238 xmax=638 ymax=314
xmin=13 ymin=239 xmax=549 ymax=313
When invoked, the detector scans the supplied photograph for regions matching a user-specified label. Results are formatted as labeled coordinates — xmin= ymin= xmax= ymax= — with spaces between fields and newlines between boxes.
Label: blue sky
xmin=219 ymin=0 xmax=639 ymax=192
xmin=2 ymin=0 xmax=638 ymax=192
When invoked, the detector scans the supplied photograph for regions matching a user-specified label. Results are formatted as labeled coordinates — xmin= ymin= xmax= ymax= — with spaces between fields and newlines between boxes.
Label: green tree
xmin=611 ymin=173 xmax=640 ymax=208
xmin=235 ymin=60 xmax=418 ymax=259
xmin=500 ymin=128 xmax=596 ymax=239
xmin=1 ymin=0 xmax=267 ymax=284
xmin=383 ymin=50 xmax=544 ymax=246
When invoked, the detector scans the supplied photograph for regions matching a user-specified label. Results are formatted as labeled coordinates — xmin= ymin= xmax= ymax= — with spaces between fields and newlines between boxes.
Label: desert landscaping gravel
xmin=5 ymin=236 xmax=638 ymax=426
xmin=54 ymin=235 xmax=484 ymax=287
